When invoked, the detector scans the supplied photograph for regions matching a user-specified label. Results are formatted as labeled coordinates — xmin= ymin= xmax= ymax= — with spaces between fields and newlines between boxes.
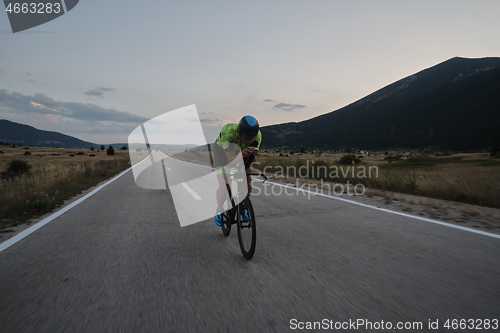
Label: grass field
xmin=170 ymin=148 xmax=500 ymax=209
xmin=254 ymin=151 xmax=500 ymax=209
xmin=0 ymin=145 xmax=131 ymax=231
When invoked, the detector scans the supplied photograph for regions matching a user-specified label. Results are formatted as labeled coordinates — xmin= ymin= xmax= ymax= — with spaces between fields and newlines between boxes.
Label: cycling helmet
xmin=238 ymin=115 xmax=259 ymax=140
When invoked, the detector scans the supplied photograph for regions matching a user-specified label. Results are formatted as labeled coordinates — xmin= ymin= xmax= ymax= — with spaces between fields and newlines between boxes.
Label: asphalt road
xmin=0 ymin=162 xmax=499 ymax=332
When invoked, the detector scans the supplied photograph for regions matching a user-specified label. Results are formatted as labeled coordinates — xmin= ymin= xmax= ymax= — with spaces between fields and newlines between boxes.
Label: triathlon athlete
xmin=214 ymin=116 xmax=262 ymax=226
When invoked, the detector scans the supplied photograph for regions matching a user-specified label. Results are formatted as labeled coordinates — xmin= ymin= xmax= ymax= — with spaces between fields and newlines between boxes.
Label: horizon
xmin=1 ymin=54 xmax=499 ymax=146
xmin=2 ymin=1 xmax=500 ymax=144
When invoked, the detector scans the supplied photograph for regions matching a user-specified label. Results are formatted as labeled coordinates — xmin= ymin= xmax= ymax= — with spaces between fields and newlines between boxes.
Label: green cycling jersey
xmin=216 ymin=123 xmax=262 ymax=151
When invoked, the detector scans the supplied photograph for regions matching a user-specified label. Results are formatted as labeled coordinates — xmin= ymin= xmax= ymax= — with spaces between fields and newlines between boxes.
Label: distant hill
xmin=0 ymin=120 xmax=200 ymax=150
xmin=261 ymin=57 xmax=500 ymax=151
xmin=0 ymin=119 xmax=96 ymax=148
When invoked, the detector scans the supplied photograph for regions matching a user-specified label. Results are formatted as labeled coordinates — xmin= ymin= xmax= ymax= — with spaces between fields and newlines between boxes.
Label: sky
xmin=1 ymin=0 xmax=500 ymax=145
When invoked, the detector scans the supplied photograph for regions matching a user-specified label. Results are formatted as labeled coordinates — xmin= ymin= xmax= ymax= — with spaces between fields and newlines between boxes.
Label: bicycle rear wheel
xmin=221 ymin=210 xmax=231 ymax=237
xmin=237 ymin=197 xmax=256 ymax=260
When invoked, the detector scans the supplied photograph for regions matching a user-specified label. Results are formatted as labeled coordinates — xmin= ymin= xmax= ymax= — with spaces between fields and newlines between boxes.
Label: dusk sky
xmin=1 ymin=1 xmax=500 ymax=144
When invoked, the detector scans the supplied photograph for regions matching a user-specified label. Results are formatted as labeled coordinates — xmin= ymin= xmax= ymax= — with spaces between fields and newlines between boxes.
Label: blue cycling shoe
xmin=241 ymin=208 xmax=250 ymax=222
xmin=215 ymin=211 xmax=224 ymax=226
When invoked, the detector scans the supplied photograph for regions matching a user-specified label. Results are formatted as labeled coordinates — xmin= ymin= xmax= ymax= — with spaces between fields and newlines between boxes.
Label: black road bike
xmin=220 ymin=171 xmax=267 ymax=260
xmin=208 ymin=142 xmax=266 ymax=260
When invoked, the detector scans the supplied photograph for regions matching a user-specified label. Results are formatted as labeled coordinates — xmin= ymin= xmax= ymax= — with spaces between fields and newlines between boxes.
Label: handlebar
xmin=246 ymin=173 xmax=268 ymax=183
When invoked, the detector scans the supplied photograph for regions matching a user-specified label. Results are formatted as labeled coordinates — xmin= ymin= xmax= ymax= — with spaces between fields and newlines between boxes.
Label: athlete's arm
xmin=242 ymin=147 xmax=257 ymax=158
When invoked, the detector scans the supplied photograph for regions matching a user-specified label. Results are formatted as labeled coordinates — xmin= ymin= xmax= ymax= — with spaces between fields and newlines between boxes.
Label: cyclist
xmin=214 ymin=115 xmax=262 ymax=226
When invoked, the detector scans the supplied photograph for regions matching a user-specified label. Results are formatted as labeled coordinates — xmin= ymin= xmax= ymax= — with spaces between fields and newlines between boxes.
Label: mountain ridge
xmin=0 ymin=119 xmax=96 ymax=148
xmin=261 ymin=57 xmax=500 ymax=151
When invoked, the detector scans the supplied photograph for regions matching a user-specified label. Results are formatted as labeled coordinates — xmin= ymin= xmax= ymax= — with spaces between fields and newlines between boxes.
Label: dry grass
xmin=0 ymin=145 xmax=131 ymax=230
xmin=145 ymin=149 xmax=500 ymax=209
xmin=255 ymin=152 xmax=500 ymax=209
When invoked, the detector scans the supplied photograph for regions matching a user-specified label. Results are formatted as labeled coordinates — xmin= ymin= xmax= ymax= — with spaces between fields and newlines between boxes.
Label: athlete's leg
xmin=245 ymin=155 xmax=257 ymax=198
xmin=246 ymin=168 xmax=252 ymax=197
xmin=216 ymin=173 xmax=230 ymax=212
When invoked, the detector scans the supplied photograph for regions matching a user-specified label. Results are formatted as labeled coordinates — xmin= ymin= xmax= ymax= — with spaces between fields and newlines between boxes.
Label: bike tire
xmin=221 ymin=210 xmax=231 ymax=237
xmin=237 ymin=197 xmax=256 ymax=260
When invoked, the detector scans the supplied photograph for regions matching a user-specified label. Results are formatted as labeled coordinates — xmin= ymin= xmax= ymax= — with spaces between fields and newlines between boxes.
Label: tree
xmin=107 ymin=145 xmax=115 ymax=156
xmin=100 ymin=145 xmax=105 ymax=150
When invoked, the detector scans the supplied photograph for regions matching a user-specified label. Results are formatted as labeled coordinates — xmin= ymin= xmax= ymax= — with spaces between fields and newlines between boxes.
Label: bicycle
xmin=220 ymin=169 xmax=267 ymax=260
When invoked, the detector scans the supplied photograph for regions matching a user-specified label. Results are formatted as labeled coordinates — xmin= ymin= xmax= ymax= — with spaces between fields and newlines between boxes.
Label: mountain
xmin=0 ymin=119 xmax=96 ymax=148
xmin=261 ymin=57 xmax=500 ymax=151
xmin=0 ymin=120 xmax=201 ymax=150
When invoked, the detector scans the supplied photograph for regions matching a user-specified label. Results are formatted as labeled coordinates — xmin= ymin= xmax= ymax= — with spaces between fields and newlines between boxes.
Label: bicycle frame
xmin=223 ymin=171 xmax=267 ymax=219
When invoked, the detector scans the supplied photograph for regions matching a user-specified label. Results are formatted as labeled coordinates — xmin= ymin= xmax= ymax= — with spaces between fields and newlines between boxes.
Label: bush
xmin=338 ymin=154 xmax=361 ymax=165
xmin=384 ymin=155 xmax=402 ymax=163
xmin=491 ymin=145 xmax=499 ymax=157
xmin=6 ymin=159 xmax=32 ymax=177
xmin=23 ymin=151 xmax=31 ymax=155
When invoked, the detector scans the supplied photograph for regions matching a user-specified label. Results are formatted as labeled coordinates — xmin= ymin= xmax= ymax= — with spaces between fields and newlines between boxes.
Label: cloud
xmin=273 ymin=103 xmax=306 ymax=111
xmin=85 ymin=87 xmax=117 ymax=98
xmin=263 ymin=99 xmax=275 ymax=102
xmin=0 ymin=89 xmax=148 ymax=124
xmin=200 ymin=118 xmax=222 ymax=124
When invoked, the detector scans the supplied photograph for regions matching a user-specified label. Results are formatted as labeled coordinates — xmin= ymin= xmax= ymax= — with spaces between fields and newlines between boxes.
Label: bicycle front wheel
xmin=237 ymin=197 xmax=256 ymax=260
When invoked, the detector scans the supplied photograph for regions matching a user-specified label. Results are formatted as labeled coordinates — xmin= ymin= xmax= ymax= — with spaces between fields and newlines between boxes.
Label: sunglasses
xmin=240 ymin=132 xmax=257 ymax=141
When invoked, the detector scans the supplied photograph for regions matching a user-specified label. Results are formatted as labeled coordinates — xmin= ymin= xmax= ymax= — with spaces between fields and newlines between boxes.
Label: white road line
xmin=169 ymin=159 xmax=500 ymax=239
xmin=181 ymin=182 xmax=202 ymax=200
xmin=0 ymin=167 xmax=133 ymax=253
xmin=264 ymin=180 xmax=500 ymax=240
